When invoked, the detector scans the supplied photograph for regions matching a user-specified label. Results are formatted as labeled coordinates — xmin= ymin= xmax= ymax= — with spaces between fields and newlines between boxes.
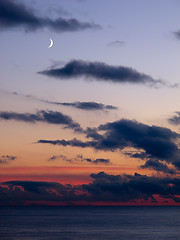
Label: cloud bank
xmin=0 ymin=0 xmax=99 ymax=32
xmin=1 ymin=172 xmax=180 ymax=206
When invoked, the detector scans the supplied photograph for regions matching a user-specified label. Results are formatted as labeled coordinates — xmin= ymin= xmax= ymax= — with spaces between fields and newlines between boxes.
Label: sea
xmin=0 ymin=206 xmax=180 ymax=240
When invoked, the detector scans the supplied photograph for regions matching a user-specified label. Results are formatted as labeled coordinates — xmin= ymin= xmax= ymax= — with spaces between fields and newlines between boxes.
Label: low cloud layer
xmin=38 ymin=119 xmax=180 ymax=172
xmin=0 ymin=110 xmax=82 ymax=132
xmin=1 ymin=172 xmax=180 ymax=206
xmin=0 ymin=0 xmax=99 ymax=32
xmin=0 ymin=155 xmax=17 ymax=164
xmin=39 ymin=60 xmax=164 ymax=87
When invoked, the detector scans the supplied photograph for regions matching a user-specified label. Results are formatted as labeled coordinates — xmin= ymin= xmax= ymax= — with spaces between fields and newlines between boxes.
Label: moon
xmin=48 ymin=38 xmax=53 ymax=48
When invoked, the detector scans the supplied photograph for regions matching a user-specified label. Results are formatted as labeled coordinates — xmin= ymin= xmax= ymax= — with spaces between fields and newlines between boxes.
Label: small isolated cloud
xmin=0 ymin=110 xmax=82 ymax=132
xmin=39 ymin=60 xmax=164 ymax=87
xmin=173 ymin=30 xmax=180 ymax=40
xmin=0 ymin=155 xmax=17 ymax=164
xmin=0 ymin=0 xmax=100 ymax=32
xmin=48 ymin=155 xmax=72 ymax=163
xmin=76 ymin=154 xmax=110 ymax=164
xmin=51 ymin=101 xmax=118 ymax=111
xmin=107 ymin=40 xmax=125 ymax=47
xmin=84 ymin=158 xmax=110 ymax=164
xmin=168 ymin=112 xmax=180 ymax=125
xmin=48 ymin=154 xmax=110 ymax=165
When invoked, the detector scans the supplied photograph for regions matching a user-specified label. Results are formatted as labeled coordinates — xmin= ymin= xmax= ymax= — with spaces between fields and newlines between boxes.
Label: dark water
xmin=0 ymin=206 xmax=180 ymax=240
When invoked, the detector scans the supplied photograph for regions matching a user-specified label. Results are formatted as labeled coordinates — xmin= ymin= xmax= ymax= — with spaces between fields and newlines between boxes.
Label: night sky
xmin=1 ymin=0 xmax=180 ymax=206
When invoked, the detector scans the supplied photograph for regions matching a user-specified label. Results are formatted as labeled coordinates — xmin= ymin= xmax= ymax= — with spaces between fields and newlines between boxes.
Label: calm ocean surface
xmin=0 ymin=206 xmax=180 ymax=240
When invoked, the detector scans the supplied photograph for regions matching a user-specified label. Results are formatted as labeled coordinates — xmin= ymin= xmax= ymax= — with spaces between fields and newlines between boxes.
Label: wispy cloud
xmin=39 ymin=60 xmax=165 ymax=87
xmin=0 ymin=155 xmax=17 ymax=164
xmin=107 ymin=40 xmax=125 ymax=47
xmin=48 ymin=154 xmax=110 ymax=165
xmin=0 ymin=110 xmax=82 ymax=132
xmin=0 ymin=0 xmax=100 ymax=32
xmin=50 ymin=101 xmax=117 ymax=111
xmin=1 ymin=90 xmax=117 ymax=111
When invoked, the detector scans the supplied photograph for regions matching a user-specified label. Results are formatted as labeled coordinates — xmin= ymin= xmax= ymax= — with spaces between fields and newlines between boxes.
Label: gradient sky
xmin=1 ymin=0 xmax=180 ymax=206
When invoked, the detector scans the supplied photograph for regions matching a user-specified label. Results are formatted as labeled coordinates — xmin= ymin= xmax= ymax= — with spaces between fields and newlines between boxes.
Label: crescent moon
xmin=48 ymin=38 xmax=53 ymax=48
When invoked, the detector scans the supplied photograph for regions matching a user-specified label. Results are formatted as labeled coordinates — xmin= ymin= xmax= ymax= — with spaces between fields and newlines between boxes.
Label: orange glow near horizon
xmin=0 ymin=165 xmax=154 ymax=185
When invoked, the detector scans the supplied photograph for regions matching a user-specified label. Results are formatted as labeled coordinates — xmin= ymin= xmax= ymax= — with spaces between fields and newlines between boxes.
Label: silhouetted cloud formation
xmin=39 ymin=60 xmax=164 ymax=87
xmin=0 ymin=0 xmax=99 ymax=32
xmin=1 ymin=172 xmax=180 ymax=206
xmin=168 ymin=112 xmax=180 ymax=125
xmin=38 ymin=119 xmax=180 ymax=170
xmin=0 ymin=110 xmax=82 ymax=132
xmin=140 ymin=159 xmax=176 ymax=174
xmin=0 ymin=155 xmax=17 ymax=164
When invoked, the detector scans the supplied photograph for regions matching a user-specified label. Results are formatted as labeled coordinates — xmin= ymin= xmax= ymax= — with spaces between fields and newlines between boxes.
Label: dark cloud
xmin=168 ymin=112 xmax=180 ymax=125
xmin=85 ymin=172 xmax=180 ymax=202
xmin=48 ymin=155 xmax=64 ymax=161
xmin=124 ymin=151 xmax=148 ymax=160
xmin=125 ymin=151 xmax=177 ymax=174
xmin=140 ymin=159 xmax=176 ymax=174
xmin=51 ymin=101 xmax=117 ymax=111
xmin=38 ymin=119 xmax=180 ymax=170
xmin=0 ymin=110 xmax=82 ymax=132
xmin=1 ymin=172 xmax=180 ymax=206
xmin=38 ymin=138 xmax=96 ymax=148
xmin=0 ymin=155 xmax=17 ymax=164
xmin=173 ymin=30 xmax=180 ymax=40
xmin=48 ymin=155 xmax=73 ymax=163
xmin=0 ymin=0 xmax=100 ymax=32
xmin=48 ymin=154 xmax=110 ymax=165
xmin=38 ymin=60 xmax=164 ymax=87
xmin=84 ymin=158 xmax=110 ymax=164
xmin=107 ymin=40 xmax=125 ymax=47
xmin=1 ymin=90 xmax=117 ymax=111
